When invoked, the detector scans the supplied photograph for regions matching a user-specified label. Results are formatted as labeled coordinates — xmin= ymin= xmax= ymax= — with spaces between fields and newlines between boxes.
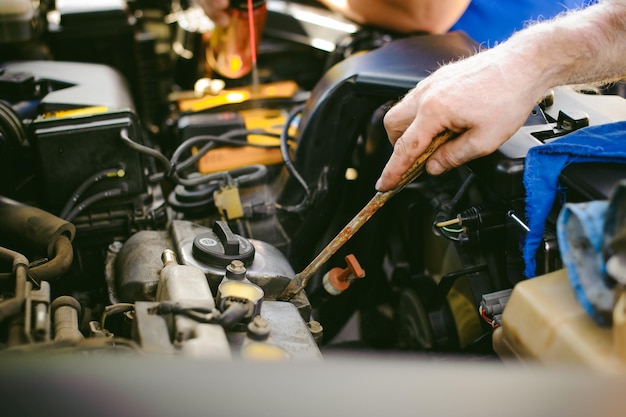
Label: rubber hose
xmin=27 ymin=235 xmax=74 ymax=282
xmin=0 ymin=196 xmax=75 ymax=258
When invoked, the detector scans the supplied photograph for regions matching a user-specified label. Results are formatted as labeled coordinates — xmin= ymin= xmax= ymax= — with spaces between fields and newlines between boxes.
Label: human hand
xmin=195 ymin=0 xmax=231 ymax=26
xmin=375 ymin=47 xmax=543 ymax=192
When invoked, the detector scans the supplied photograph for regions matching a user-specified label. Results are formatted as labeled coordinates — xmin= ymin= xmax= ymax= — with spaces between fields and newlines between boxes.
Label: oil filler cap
xmin=192 ymin=220 xmax=255 ymax=267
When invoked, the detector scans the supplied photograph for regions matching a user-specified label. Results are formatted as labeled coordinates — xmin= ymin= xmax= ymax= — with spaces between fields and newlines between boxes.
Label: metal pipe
xmin=0 ymin=246 xmax=29 ymax=323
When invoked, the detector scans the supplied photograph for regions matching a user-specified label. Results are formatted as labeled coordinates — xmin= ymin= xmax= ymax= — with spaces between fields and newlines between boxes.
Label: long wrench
xmin=278 ymin=129 xmax=455 ymax=300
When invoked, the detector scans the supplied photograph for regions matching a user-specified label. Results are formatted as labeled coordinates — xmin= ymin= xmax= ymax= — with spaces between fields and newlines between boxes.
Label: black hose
xmin=278 ymin=103 xmax=311 ymax=213
xmin=173 ymin=131 xmax=281 ymax=171
xmin=448 ymin=172 xmax=475 ymax=210
xmin=119 ymin=128 xmax=171 ymax=171
xmin=171 ymin=136 xmax=219 ymax=172
xmin=64 ymin=186 xmax=127 ymax=223
xmin=229 ymin=164 xmax=268 ymax=186
xmin=59 ymin=167 xmax=125 ymax=219
xmin=171 ymin=166 xmax=265 ymax=188
xmin=129 ymin=128 xmax=276 ymax=187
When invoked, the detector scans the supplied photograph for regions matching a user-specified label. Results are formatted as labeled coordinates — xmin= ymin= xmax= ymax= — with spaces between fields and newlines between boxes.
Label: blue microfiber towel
xmin=556 ymin=200 xmax=613 ymax=325
xmin=523 ymin=120 xmax=626 ymax=278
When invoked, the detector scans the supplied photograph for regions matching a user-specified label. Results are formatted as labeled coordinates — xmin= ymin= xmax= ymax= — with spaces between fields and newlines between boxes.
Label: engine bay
xmin=1 ymin=1 xmax=626 ymax=413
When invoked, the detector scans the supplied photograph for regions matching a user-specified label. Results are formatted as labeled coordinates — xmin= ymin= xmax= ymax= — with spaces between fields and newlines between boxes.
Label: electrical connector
xmin=214 ymin=184 xmax=244 ymax=219
xmin=479 ymin=289 xmax=512 ymax=327
xmin=434 ymin=203 xmax=506 ymax=244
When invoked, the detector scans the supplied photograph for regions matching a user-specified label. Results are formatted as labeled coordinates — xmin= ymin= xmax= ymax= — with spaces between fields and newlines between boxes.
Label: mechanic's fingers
xmin=197 ymin=0 xmax=230 ymax=26
xmin=383 ymin=103 xmax=415 ymax=144
xmin=426 ymin=129 xmax=497 ymax=175
xmin=375 ymin=122 xmax=438 ymax=192
xmin=383 ymin=86 xmax=428 ymax=144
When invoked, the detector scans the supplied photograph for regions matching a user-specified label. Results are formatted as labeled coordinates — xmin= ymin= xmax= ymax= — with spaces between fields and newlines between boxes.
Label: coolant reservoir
xmin=492 ymin=269 xmax=626 ymax=374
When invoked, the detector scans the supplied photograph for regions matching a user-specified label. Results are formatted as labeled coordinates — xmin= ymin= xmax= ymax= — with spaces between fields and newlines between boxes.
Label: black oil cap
xmin=192 ymin=221 xmax=255 ymax=267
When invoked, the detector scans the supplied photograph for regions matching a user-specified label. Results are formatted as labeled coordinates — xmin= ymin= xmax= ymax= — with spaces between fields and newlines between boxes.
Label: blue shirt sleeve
xmin=450 ymin=0 xmax=597 ymax=47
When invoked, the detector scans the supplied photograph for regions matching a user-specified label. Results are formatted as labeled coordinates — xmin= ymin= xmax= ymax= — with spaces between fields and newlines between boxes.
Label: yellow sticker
xmin=41 ymin=106 xmax=108 ymax=119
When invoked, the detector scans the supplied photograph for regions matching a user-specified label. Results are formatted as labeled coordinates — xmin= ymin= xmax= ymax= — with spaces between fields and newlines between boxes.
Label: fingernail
xmin=427 ymin=159 xmax=443 ymax=175
xmin=375 ymin=178 xmax=382 ymax=191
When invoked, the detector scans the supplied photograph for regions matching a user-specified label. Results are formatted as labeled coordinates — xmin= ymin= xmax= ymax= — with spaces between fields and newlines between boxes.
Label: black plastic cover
xmin=276 ymin=32 xmax=478 ymax=266
xmin=0 ymin=69 xmax=35 ymax=101
xmin=31 ymin=110 xmax=146 ymax=212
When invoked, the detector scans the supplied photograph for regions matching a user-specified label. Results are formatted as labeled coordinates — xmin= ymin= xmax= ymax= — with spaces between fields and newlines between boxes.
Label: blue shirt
xmin=451 ymin=0 xmax=598 ymax=46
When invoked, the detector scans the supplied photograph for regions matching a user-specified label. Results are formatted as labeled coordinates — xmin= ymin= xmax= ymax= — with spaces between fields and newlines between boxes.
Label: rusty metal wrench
xmin=278 ymin=129 xmax=455 ymax=300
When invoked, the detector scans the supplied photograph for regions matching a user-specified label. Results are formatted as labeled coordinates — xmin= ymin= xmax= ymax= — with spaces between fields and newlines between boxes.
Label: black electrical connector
xmin=435 ymin=202 xmax=506 ymax=245
xmin=147 ymin=301 xmax=248 ymax=330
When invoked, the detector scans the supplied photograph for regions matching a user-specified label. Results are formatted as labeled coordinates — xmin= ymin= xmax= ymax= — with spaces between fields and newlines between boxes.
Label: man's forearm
xmin=317 ymin=0 xmax=469 ymax=34
xmin=375 ymin=0 xmax=626 ymax=191
xmin=497 ymin=0 xmax=626 ymax=102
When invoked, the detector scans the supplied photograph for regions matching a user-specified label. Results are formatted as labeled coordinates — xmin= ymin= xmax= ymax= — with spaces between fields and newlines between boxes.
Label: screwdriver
xmin=278 ymin=129 xmax=456 ymax=300
xmin=246 ymin=0 xmax=260 ymax=93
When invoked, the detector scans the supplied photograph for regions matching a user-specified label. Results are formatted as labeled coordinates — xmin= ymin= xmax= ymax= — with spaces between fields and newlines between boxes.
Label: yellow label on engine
xmin=239 ymin=108 xmax=285 ymax=145
xmin=195 ymin=107 xmax=297 ymax=173
xmin=178 ymin=80 xmax=299 ymax=113
xmin=41 ymin=106 xmax=109 ymax=119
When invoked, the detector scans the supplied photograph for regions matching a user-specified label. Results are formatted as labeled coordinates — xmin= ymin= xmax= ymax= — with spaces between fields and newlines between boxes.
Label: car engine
xmin=1 ymin=1 xmax=626 ymax=412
